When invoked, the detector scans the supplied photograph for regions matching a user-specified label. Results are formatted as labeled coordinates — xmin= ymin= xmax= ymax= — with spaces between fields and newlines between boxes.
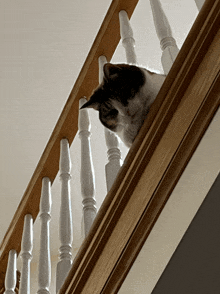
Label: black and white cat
xmin=81 ymin=63 xmax=165 ymax=147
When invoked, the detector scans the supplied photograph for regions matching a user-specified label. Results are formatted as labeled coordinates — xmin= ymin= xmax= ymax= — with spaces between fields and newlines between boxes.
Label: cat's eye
xmin=107 ymin=109 xmax=118 ymax=118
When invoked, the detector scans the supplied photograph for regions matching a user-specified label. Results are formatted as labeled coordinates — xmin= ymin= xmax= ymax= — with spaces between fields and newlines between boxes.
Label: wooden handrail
xmin=0 ymin=0 xmax=139 ymax=289
xmin=60 ymin=0 xmax=220 ymax=292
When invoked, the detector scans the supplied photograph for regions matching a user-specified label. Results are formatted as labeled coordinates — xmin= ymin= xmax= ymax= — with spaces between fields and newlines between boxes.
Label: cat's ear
xmin=80 ymin=98 xmax=100 ymax=111
xmin=103 ymin=63 xmax=122 ymax=81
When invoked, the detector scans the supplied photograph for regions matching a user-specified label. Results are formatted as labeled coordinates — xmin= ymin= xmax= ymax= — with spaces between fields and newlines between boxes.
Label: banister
xmin=0 ymin=0 xmax=139 ymax=288
xmin=1 ymin=0 xmax=220 ymax=292
xmin=60 ymin=0 xmax=220 ymax=292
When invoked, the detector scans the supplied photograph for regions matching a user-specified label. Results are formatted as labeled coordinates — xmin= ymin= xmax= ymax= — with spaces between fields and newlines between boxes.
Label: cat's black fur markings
xmin=81 ymin=63 xmax=165 ymax=147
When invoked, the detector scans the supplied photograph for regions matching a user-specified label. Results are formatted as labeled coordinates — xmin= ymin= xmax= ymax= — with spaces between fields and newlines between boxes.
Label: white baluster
xmin=4 ymin=250 xmax=17 ymax=294
xmin=119 ymin=10 xmax=137 ymax=64
xmin=79 ymin=98 xmax=97 ymax=237
xmin=56 ymin=138 xmax=73 ymax=293
xmin=98 ymin=56 xmax=122 ymax=192
xmin=150 ymin=0 xmax=179 ymax=74
xmin=37 ymin=177 xmax=52 ymax=294
xmin=104 ymin=130 xmax=122 ymax=192
xmin=20 ymin=214 xmax=33 ymax=294
xmin=98 ymin=55 xmax=108 ymax=84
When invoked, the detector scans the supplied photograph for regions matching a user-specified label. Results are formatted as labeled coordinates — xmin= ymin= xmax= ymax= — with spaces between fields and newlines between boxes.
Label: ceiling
xmin=1 ymin=1 xmax=218 ymax=293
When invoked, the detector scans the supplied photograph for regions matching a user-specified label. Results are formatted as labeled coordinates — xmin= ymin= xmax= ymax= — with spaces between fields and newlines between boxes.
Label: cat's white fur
xmin=112 ymin=67 xmax=165 ymax=147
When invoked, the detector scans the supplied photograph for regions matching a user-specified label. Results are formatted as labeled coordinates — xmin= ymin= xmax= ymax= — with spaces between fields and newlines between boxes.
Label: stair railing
xmin=1 ymin=0 xmax=207 ymax=293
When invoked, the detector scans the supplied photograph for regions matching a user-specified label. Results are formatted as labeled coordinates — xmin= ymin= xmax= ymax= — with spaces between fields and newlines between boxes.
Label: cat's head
xmin=80 ymin=63 xmax=146 ymax=132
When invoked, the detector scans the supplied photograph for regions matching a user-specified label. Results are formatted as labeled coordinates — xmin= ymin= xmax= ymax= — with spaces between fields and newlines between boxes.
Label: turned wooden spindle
xmin=98 ymin=55 xmax=122 ymax=192
xmin=150 ymin=0 xmax=179 ymax=74
xmin=37 ymin=177 xmax=52 ymax=294
xmin=119 ymin=10 xmax=137 ymax=64
xmin=56 ymin=138 xmax=73 ymax=293
xmin=20 ymin=214 xmax=33 ymax=294
xmin=79 ymin=98 xmax=97 ymax=237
